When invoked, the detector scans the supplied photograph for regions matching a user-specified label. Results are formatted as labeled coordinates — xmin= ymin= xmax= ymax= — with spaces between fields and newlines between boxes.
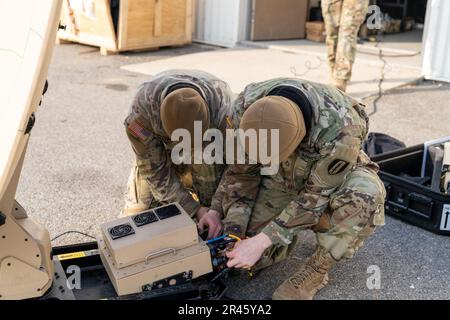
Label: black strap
xmin=268 ymin=86 xmax=312 ymax=133
xmin=166 ymin=82 xmax=204 ymax=99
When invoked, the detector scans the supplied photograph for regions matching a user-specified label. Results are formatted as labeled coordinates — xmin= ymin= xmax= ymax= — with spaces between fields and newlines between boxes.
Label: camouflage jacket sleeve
xmin=190 ymin=163 xmax=228 ymax=216
xmin=125 ymin=89 xmax=200 ymax=217
xmin=208 ymin=170 xmax=227 ymax=215
xmin=261 ymin=132 xmax=363 ymax=246
xmin=221 ymin=164 xmax=262 ymax=237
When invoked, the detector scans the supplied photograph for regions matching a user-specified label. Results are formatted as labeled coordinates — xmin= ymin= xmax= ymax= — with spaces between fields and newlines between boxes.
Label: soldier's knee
xmin=332 ymin=179 xmax=381 ymax=204
xmin=340 ymin=168 xmax=386 ymax=202
xmin=361 ymin=175 xmax=386 ymax=213
xmin=356 ymin=182 xmax=385 ymax=212
xmin=319 ymin=173 xmax=386 ymax=260
xmin=330 ymin=181 xmax=385 ymax=227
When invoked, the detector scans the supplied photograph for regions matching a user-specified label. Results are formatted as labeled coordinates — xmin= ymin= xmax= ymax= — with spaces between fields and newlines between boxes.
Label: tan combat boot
xmin=272 ymin=246 xmax=336 ymax=300
xmin=334 ymin=79 xmax=348 ymax=92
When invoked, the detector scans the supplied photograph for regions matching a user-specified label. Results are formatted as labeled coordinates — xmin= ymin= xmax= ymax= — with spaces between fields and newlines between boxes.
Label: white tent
xmin=422 ymin=0 xmax=450 ymax=82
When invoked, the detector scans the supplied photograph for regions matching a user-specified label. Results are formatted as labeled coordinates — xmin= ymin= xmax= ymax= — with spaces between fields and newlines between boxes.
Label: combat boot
xmin=272 ymin=246 xmax=336 ymax=300
xmin=334 ymin=79 xmax=348 ymax=92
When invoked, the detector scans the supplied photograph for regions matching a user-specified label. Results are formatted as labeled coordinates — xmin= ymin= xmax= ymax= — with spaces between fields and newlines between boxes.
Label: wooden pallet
xmin=57 ymin=0 xmax=193 ymax=56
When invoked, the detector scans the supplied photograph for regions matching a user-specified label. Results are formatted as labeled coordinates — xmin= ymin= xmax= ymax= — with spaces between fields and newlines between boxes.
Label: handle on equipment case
xmin=145 ymin=247 xmax=177 ymax=263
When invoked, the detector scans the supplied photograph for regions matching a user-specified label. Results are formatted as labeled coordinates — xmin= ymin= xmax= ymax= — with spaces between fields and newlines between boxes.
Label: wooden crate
xmin=57 ymin=0 xmax=193 ymax=55
xmin=306 ymin=21 xmax=326 ymax=43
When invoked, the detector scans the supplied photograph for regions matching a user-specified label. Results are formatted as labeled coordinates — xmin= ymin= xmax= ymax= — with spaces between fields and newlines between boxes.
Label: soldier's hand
xmin=196 ymin=206 xmax=210 ymax=220
xmin=226 ymin=233 xmax=272 ymax=269
xmin=197 ymin=209 xmax=223 ymax=240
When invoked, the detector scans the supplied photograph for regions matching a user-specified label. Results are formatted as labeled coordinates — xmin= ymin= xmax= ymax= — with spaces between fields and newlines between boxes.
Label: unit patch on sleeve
xmin=128 ymin=120 xmax=152 ymax=143
xmin=327 ymin=159 xmax=350 ymax=175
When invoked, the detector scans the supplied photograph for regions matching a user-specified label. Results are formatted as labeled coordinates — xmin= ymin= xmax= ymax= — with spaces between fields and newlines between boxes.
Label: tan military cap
xmin=160 ymin=87 xmax=210 ymax=138
xmin=239 ymin=96 xmax=306 ymax=163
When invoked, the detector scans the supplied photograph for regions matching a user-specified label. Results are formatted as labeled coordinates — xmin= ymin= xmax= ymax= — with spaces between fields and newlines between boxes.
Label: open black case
xmin=373 ymin=144 xmax=450 ymax=236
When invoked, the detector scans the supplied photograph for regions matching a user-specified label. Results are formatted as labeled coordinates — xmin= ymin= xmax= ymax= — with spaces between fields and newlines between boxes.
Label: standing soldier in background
xmin=322 ymin=0 xmax=370 ymax=92
xmin=123 ymin=70 xmax=234 ymax=239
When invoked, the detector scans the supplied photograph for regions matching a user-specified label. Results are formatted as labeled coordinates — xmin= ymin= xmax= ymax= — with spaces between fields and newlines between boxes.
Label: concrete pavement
xmin=121 ymin=36 xmax=422 ymax=99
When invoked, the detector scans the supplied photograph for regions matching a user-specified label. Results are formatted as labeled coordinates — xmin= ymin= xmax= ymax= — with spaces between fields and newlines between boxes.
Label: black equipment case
xmin=373 ymin=144 xmax=450 ymax=236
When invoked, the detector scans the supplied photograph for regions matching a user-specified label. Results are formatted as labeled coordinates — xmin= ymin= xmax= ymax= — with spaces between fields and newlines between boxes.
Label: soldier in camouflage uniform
xmin=222 ymin=78 xmax=386 ymax=300
xmin=322 ymin=0 xmax=370 ymax=91
xmin=123 ymin=70 xmax=234 ymax=239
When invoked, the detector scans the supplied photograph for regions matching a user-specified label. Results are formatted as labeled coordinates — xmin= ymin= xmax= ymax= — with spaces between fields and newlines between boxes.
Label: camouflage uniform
xmin=322 ymin=0 xmax=369 ymax=81
xmin=222 ymin=78 xmax=386 ymax=269
xmin=123 ymin=70 xmax=234 ymax=217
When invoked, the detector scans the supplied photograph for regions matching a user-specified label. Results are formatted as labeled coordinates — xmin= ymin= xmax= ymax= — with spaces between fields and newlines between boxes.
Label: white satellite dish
xmin=0 ymin=0 xmax=62 ymax=204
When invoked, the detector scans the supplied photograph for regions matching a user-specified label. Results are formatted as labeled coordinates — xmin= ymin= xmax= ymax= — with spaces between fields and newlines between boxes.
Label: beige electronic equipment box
xmin=98 ymin=203 xmax=212 ymax=296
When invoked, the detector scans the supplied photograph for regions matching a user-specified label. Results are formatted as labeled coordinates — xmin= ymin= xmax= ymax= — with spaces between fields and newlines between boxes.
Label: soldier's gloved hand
xmin=225 ymin=233 xmax=272 ymax=269
xmin=197 ymin=209 xmax=223 ymax=240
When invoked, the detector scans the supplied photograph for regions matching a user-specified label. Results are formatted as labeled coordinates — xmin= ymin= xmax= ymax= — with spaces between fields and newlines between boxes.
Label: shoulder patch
xmin=128 ymin=119 xmax=152 ymax=142
xmin=327 ymin=159 xmax=350 ymax=175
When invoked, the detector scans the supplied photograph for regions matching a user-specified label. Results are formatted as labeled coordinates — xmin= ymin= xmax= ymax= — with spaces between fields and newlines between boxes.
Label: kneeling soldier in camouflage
xmin=222 ymin=78 xmax=386 ymax=300
xmin=123 ymin=70 xmax=234 ymax=239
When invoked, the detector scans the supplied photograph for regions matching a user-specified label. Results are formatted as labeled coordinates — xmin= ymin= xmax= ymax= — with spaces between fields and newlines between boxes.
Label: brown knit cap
xmin=160 ymin=88 xmax=210 ymax=138
xmin=239 ymin=96 xmax=306 ymax=163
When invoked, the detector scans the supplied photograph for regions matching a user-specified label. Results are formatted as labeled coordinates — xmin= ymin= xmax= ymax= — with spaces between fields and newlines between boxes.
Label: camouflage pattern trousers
xmin=245 ymin=165 xmax=386 ymax=271
xmin=123 ymin=158 xmax=223 ymax=217
xmin=322 ymin=0 xmax=369 ymax=81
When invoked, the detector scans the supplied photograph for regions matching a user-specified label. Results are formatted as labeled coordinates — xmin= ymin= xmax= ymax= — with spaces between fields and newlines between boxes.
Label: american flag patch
xmin=128 ymin=120 xmax=151 ymax=142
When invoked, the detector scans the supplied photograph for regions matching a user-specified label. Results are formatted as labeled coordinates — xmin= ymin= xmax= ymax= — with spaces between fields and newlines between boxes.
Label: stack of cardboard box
xmin=306 ymin=21 xmax=326 ymax=42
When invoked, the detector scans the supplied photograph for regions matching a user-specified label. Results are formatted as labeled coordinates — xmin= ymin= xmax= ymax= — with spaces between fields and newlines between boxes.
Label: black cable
xmin=288 ymin=31 xmax=421 ymax=117
xmin=51 ymin=230 xmax=96 ymax=242
xmin=290 ymin=56 xmax=325 ymax=77
xmin=358 ymin=47 xmax=421 ymax=58
xmin=290 ymin=46 xmax=420 ymax=79
xmin=363 ymin=33 xmax=421 ymax=117
xmin=368 ymin=33 xmax=387 ymax=117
